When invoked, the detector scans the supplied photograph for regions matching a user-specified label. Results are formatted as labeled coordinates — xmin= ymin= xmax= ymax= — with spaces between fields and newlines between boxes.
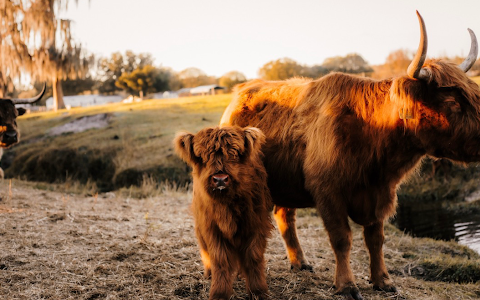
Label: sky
xmin=61 ymin=0 xmax=480 ymax=79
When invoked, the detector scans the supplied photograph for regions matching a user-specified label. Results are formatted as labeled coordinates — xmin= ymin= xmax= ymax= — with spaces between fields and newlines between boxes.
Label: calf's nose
xmin=212 ymin=174 xmax=229 ymax=189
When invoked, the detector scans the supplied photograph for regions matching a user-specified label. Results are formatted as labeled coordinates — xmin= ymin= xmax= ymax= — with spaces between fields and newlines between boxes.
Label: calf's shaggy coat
xmin=174 ymin=126 xmax=273 ymax=300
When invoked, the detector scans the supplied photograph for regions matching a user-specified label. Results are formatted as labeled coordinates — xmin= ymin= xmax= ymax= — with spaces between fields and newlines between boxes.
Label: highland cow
xmin=220 ymin=11 xmax=480 ymax=300
xmin=0 ymin=85 xmax=45 ymax=179
xmin=174 ymin=126 xmax=273 ymax=300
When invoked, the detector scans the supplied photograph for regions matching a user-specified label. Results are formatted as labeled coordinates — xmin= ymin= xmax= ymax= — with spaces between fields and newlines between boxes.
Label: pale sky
xmin=61 ymin=0 xmax=480 ymax=79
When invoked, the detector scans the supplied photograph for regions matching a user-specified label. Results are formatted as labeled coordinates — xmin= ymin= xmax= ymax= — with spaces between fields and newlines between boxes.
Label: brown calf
xmin=174 ymin=126 xmax=273 ymax=300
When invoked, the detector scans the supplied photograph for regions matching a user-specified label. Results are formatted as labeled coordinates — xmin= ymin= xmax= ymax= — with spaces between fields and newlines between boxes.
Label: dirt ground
xmin=0 ymin=180 xmax=479 ymax=300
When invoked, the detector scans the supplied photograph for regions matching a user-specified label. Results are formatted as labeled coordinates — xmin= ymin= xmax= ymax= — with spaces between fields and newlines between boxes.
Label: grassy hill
xmin=3 ymin=94 xmax=231 ymax=192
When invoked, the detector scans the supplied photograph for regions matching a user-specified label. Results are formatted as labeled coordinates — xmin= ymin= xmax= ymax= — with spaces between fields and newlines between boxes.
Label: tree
xmin=371 ymin=49 xmax=413 ymax=79
xmin=62 ymin=76 xmax=96 ymax=96
xmin=322 ymin=53 xmax=373 ymax=74
xmin=97 ymin=52 xmax=125 ymax=94
xmin=0 ymin=0 xmax=92 ymax=110
xmin=177 ymin=67 xmax=215 ymax=88
xmin=258 ymin=58 xmax=305 ymax=80
xmin=115 ymin=65 xmax=170 ymax=98
xmin=96 ymin=51 xmax=156 ymax=94
xmin=469 ymin=59 xmax=480 ymax=76
xmin=304 ymin=65 xmax=329 ymax=79
xmin=219 ymin=71 xmax=247 ymax=92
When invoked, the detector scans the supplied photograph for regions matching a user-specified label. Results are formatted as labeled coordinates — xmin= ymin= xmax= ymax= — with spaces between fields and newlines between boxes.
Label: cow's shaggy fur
xmin=220 ymin=58 xmax=480 ymax=299
xmin=174 ymin=126 xmax=273 ymax=300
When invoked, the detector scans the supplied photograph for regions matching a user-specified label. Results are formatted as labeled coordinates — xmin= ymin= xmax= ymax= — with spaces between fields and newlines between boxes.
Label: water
xmin=394 ymin=200 xmax=480 ymax=254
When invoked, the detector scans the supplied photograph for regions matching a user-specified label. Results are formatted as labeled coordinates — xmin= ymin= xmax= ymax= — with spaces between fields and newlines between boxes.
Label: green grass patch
xmin=414 ymin=255 xmax=480 ymax=283
xmin=4 ymin=94 xmax=232 ymax=192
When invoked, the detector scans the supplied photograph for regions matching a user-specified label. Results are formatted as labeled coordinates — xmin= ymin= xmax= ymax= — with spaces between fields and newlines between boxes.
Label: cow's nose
xmin=3 ymin=131 xmax=17 ymax=143
xmin=212 ymin=173 xmax=229 ymax=189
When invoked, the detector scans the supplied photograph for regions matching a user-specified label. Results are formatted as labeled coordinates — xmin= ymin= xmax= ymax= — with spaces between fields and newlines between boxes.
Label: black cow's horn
xmin=11 ymin=83 xmax=46 ymax=104
xmin=407 ymin=11 xmax=430 ymax=80
xmin=458 ymin=29 xmax=478 ymax=72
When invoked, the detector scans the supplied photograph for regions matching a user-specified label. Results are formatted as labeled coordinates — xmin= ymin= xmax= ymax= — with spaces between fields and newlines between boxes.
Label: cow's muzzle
xmin=1 ymin=131 xmax=18 ymax=146
xmin=211 ymin=173 xmax=230 ymax=190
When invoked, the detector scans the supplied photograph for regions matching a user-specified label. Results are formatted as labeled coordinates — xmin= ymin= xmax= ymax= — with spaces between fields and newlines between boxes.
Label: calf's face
xmin=174 ymin=126 xmax=265 ymax=199
xmin=0 ymin=100 xmax=26 ymax=148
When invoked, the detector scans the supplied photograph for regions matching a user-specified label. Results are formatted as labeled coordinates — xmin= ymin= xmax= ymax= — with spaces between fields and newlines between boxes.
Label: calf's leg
xmin=239 ymin=234 xmax=269 ymax=299
xmin=363 ymin=221 xmax=396 ymax=292
xmin=209 ymin=244 xmax=235 ymax=300
xmin=273 ymin=206 xmax=312 ymax=270
xmin=195 ymin=226 xmax=211 ymax=278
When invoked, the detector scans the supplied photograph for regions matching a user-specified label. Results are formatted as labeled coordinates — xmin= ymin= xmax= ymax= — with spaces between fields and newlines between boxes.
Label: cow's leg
xmin=363 ymin=221 xmax=397 ymax=292
xmin=0 ymin=149 xmax=3 ymax=179
xmin=273 ymin=206 xmax=312 ymax=271
xmin=239 ymin=235 xmax=269 ymax=299
xmin=209 ymin=243 xmax=236 ymax=300
xmin=195 ymin=226 xmax=211 ymax=278
xmin=319 ymin=208 xmax=363 ymax=300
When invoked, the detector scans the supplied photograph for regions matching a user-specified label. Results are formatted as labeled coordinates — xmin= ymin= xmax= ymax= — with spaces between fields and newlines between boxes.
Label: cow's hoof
xmin=336 ymin=286 xmax=364 ymax=300
xmin=373 ymin=284 xmax=397 ymax=293
xmin=290 ymin=263 xmax=313 ymax=272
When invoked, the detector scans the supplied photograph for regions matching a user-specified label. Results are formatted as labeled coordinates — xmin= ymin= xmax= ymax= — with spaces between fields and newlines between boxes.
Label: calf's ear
xmin=174 ymin=132 xmax=198 ymax=166
xmin=244 ymin=127 xmax=266 ymax=157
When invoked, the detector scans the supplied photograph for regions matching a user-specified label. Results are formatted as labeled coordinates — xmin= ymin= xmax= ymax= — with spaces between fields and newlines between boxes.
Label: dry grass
xmin=0 ymin=179 xmax=479 ymax=300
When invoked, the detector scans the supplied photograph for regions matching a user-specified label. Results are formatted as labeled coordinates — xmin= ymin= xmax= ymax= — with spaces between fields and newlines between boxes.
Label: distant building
xmin=151 ymin=85 xmax=226 ymax=99
xmin=190 ymin=85 xmax=225 ymax=96
xmin=45 ymin=95 xmax=123 ymax=110
xmin=176 ymin=88 xmax=193 ymax=97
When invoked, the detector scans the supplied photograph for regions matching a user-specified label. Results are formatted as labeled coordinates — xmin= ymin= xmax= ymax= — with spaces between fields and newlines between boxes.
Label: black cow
xmin=0 ymin=85 xmax=45 ymax=178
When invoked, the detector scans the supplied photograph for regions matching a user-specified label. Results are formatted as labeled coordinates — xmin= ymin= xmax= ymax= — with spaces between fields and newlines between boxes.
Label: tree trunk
xmin=52 ymin=77 xmax=66 ymax=111
xmin=139 ymin=90 xmax=144 ymax=99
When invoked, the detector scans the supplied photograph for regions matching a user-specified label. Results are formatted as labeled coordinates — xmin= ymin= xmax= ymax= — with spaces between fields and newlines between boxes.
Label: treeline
xmin=22 ymin=49 xmax=480 ymax=101
xmin=54 ymin=51 xmax=249 ymax=98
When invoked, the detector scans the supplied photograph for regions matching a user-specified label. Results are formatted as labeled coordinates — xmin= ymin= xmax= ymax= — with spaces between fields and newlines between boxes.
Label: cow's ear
xmin=174 ymin=132 xmax=198 ymax=166
xmin=244 ymin=127 xmax=265 ymax=157
xmin=16 ymin=107 xmax=26 ymax=116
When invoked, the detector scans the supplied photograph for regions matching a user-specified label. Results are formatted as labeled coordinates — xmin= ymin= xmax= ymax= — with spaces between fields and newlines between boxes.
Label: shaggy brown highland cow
xmin=220 ymin=11 xmax=480 ymax=300
xmin=174 ymin=126 xmax=273 ymax=300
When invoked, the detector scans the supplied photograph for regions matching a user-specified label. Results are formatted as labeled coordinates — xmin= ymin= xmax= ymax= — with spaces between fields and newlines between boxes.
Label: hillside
xmin=3 ymin=94 xmax=231 ymax=191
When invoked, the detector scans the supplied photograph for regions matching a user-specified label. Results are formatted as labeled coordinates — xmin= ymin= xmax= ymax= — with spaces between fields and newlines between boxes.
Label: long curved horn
xmin=11 ymin=83 xmax=46 ymax=104
xmin=458 ymin=29 xmax=478 ymax=72
xmin=407 ymin=11 xmax=429 ymax=79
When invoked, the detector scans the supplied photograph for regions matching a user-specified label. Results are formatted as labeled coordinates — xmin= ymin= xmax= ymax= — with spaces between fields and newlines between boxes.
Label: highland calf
xmin=174 ymin=126 xmax=273 ymax=300
xmin=220 ymin=11 xmax=480 ymax=300
xmin=0 ymin=85 xmax=45 ymax=179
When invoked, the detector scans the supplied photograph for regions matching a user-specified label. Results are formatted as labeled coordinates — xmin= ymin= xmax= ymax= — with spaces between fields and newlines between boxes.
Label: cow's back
xmin=221 ymin=78 xmax=316 ymax=208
